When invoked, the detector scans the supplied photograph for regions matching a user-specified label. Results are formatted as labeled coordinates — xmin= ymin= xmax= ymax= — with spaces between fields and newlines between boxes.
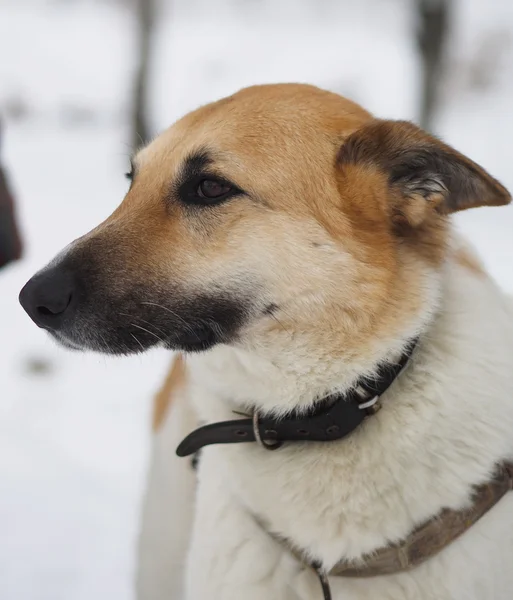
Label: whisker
xmin=130 ymin=333 xmax=145 ymax=352
xmin=269 ymin=313 xmax=289 ymax=333
xmin=140 ymin=301 xmax=190 ymax=325
xmin=131 ymin=323 xmax=165 ymax=344
xmin=135 ymin=316 xmax=169 ymax=336
xmin=140 ymin=301 xmax=197 ymax=336
xmin=276 ymin=305 xmax=296 ymax=324
xmin=118 ymin=312 xmax=169 ymax=336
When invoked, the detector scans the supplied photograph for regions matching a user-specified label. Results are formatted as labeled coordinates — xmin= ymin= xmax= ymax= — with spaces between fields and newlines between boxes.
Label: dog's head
xmin=19 ymin=84 xmax=510 ymax=356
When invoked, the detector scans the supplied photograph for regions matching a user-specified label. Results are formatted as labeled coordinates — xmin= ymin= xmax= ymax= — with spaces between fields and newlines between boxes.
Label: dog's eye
xmin=197 ymin=179 xmax=232 ymax=201
xmin=178 ymin=174 xmax=241 ymax=206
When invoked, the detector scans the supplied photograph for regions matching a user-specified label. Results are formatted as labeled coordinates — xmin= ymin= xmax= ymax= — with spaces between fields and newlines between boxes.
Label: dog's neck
xmin=188 ymin=250 xmax=442 ymax=420
xmin=187 ymin=255 xmax=513 ymax=567
xmin=187 ymin=297 xmax=436 ymax=423
xmin=177 ymin=338 xmax=418 ymax=458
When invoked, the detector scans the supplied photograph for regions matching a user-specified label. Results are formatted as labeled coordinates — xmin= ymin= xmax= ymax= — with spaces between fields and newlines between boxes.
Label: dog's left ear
xmin=338 ymin=120 xmax=511 ymax=227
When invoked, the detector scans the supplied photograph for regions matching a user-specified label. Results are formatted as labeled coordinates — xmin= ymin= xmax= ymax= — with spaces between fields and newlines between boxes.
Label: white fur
xmin=137 ymin=234 xmax=513 ymax=600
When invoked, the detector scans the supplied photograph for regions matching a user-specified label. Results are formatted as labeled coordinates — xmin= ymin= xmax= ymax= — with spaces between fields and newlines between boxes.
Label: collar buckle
xmin=358 ymin=395 xmax=381 ymax=415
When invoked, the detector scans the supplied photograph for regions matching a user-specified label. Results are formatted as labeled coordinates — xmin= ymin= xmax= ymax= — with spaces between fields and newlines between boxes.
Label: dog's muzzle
xmin=19 ymin=250 xmax=253 ymax=355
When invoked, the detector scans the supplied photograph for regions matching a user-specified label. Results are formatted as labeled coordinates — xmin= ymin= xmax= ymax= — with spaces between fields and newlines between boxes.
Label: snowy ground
xmin=0 ymin=1 xmax=512 ymax=599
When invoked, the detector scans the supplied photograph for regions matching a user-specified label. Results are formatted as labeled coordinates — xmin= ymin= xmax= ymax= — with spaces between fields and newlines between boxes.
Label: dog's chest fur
xmin=185 ymin=256 xmax=513 ymax=599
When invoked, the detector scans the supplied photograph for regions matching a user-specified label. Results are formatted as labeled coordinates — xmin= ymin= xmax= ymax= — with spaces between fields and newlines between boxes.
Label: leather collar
xmin=176 ymin=339 xmax=418 ymax=458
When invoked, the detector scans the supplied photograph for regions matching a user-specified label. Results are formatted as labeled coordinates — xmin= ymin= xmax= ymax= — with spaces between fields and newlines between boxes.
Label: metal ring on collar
xmin=252 ymin=411 xmax=283 ymax=451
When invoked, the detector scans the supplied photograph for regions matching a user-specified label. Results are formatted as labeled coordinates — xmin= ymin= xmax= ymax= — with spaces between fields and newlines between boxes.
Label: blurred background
xmin=0 ymin=0 xmax=512 ymax=598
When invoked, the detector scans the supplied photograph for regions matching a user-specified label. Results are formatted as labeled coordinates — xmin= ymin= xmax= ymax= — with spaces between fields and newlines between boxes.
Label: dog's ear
xmin=337 ymin=120 xmax=511 ymax=228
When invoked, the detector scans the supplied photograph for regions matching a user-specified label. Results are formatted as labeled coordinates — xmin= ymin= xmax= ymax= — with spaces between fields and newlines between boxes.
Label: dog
xmin=20 ymin=84 xmax=513 ymax=600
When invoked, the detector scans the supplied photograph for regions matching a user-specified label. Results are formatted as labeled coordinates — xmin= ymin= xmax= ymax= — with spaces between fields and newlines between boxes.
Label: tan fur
xmin=66 ymin=83 xmax=508 ymax=394
xmin=153 ymin=354 xmax=187 ymax=431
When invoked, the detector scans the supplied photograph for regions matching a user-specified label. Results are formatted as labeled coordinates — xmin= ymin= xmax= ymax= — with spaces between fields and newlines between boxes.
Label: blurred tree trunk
xmin=132 ymin=0 xmax=156 ymax=149
xmin=416 ymin=0 xmax=451 ymax=131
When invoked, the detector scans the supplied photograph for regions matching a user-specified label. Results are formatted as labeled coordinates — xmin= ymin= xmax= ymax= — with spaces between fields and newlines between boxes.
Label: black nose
xmin=19 ymin=267 xmax=76 ymax=330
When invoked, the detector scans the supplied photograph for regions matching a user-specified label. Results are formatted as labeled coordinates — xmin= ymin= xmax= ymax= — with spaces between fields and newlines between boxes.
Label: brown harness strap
xmin=329 ymin=461 xmax=513 ymax=577
xmin=268 ymin=462 xmax=513 ymax=598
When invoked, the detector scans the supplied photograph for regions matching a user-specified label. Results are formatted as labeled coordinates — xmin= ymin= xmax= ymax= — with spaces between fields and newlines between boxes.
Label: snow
xmin=0 ymin=1 xmax=512 ymax=599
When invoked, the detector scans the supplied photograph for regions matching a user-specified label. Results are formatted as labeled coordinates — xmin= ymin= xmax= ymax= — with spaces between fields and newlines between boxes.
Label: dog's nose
xmin=19 ymin=267 xmax=76 ymax=330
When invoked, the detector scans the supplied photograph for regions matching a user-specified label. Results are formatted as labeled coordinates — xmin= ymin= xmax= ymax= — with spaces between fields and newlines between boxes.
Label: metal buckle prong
xmin=252 ymin=411 xmax=283 ymax=451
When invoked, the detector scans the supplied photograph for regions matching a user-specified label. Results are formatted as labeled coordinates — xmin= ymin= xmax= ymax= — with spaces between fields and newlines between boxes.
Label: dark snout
xmin=19 ymin=240 xmax=252 ymax=354
xmin=19 ymin=266 xmax=78 ymax=331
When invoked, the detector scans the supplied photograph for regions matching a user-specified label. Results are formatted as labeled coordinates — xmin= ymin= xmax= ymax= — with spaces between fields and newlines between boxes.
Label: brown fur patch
xmin=153 ymin=354 xmax=187 ymax=431
xmin=336 ymin=119 xmax=511 ymax=268
xmin=338 ymin=120 xmax=510 ymax=214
